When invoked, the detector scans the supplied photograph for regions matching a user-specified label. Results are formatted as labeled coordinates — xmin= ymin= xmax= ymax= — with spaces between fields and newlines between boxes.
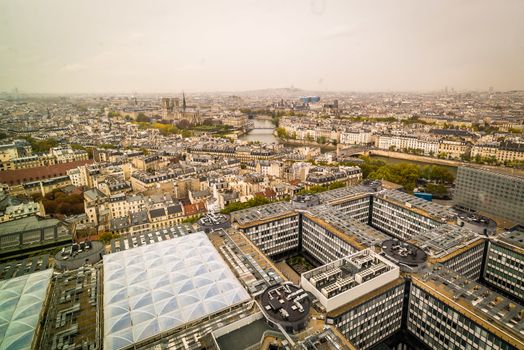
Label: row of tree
xmin=358 ymin=156 xmax=455 ymax=193
xmin=296 ymin=181 xmax=345 ymax=195
xmin=33 ymin=190 xmax=85 ymax=216
xmin=22 ymin=136 xmax=59 ymax=153
xmin=220 ymin=195 xmax=274 ymax=214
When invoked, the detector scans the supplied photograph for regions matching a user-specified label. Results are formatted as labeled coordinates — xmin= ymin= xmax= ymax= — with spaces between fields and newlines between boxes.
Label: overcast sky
xmin=1 ymin=0 xmax=523 ymax=93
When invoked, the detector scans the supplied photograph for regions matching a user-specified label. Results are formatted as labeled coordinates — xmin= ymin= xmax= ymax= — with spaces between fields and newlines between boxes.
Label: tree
xmin=221 ymin=195 xmax=274 ymax=214
xmin=108 ymin=111 xmax=121 ymax=118
xmin=99 ymin=232 xmax=119 ymax=244
xmin=71 ymin=144 xmax=93 ymax=159
xmin=182 ymin=215 xmax=202 ymax=224
xmin=425 ymin=183 xmax=448 ymax=197
xmin=203 ymin=118 xmax=215 ymax=126
xmin=23 ymin=136 xmax=59 ymax=153
xmin=177 ymin=119 xmax=192 ymax=129
xmin=136 ymin=113 xmax=150 ymax=122
xmin=41 ymin=190 xmax=85 ymax=216
xmin=276 ymin=127 xmax=289 ymax=139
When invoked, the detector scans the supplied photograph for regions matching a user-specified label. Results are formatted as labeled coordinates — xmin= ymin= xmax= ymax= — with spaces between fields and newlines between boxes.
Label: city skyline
xmin=2 ymin=0 xmax=524 ymax=93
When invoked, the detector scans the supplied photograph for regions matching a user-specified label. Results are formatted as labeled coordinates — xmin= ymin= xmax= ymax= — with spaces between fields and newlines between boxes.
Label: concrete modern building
xmin=302 ymin=206 xmax=388 ymax=265
xmin=409 ymin=265 xmax=524 ymax=350
xmin=371 ymin=189 xmax=454 ymax=241
xmin=301 ymin=250 xmax=402 ymax=349
xmin=410 ymin=224 xmax=485 ymax=279
xmin=483 ymin=228 xmax=524 ymax=302
xmin=301 ymin=250 xmax=399 ymax=312
xmin=454 ymin=166 xmax=524 ymax=225
xmin=231 ymin=202 xmax=300 ymax=258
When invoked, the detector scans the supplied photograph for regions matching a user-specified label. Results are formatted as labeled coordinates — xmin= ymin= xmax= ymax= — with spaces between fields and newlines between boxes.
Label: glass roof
xmin=103 ymin=232 xmax=250 ymax=350
xmin=0 ymin=269 xmax=53 ymax=350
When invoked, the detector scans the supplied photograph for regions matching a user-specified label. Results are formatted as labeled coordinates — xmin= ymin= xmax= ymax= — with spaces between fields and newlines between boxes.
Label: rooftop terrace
xmin=375 ymin=189 xmax=455 ymax=222
xmin=414 ymin=265 xmax=524 ymax=348
xmin=231 ymin=201 xmax=296 ymax=226
xmin=410 ymin=224 xmax=483 ymax=260
xmin=301 ymin=250 xmax=399 ymax=312
xmin=305 ymin=205 xmax=389 ymax=250
xmin=316 ymin=184 xmax=378 ymax=204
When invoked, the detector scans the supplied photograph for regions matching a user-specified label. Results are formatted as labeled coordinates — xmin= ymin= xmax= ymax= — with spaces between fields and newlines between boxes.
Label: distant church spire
xmin=182 ymin=92 xmax=186 ymax=112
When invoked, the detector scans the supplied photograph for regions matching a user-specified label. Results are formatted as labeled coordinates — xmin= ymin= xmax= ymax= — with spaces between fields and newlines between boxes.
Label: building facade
xmin=454 ymin=167 xmax=524 ymax=224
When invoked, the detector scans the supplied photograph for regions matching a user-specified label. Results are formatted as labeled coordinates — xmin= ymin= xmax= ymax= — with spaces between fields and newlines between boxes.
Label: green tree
xmin=182 ymin=215 xmax=202 ymax=224
xmin=99 ymin=232 xmax=120 ymax=244
xmin=276 ymin=127 xmax=289 ymax=139
xmin=23 ymin=136 xmax=59 ymax=153
xmin=425 ymin=183 xmax=448 ymax=197
xmin=136 ymin=113 xmax=150 ymax=122
xmin=221 ymin=195 xmax=274 ymax=214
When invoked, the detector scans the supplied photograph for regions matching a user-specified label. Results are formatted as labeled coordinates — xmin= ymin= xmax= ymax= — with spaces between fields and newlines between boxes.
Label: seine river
xmin=239 ymin=119 xmax=457 ymax=175
xmin=239 ymin=119 xmax=278 ymax=144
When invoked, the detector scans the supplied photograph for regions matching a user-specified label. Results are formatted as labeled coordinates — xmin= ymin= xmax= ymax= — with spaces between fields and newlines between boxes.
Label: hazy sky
xmin=1 ymin=0 xmax=523 ymax=93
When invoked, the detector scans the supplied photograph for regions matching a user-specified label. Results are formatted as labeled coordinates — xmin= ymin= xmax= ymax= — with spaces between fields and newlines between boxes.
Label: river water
xmin=239 ymin=119 xmax=278 ymax=143
xmin=239 ymin=119 xmax=458 ymax=175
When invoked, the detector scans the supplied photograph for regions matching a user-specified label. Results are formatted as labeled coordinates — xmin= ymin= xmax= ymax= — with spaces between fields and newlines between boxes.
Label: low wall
xmin=369 ymin=150 xmax=462 ymax=167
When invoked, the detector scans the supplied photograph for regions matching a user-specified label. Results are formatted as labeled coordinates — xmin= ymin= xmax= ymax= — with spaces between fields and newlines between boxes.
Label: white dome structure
xmin=103 ymin=232 xmax=250 ymax=350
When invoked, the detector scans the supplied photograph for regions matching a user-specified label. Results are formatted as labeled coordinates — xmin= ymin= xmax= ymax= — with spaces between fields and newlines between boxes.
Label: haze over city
xmin=1 ymin=2 xmax=524 ymax=350
xmin=2 ymin=0 xmax=524 ymax=93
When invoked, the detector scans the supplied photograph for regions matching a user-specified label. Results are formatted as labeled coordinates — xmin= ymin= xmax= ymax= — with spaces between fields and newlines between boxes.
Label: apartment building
xmin=438 ymin=140 xmax=470 ymax=159
xmin=49 ymin=146 xmax=89 ymax=163
xmin=0 ymin=139 xmax=32 ymax=162
xmin=305 ymin=166 xmax=362 ymax=189
xmin=471 ymin=141 xmax=524 ymax=163
xmin=375 ymin=134 xmax=439 ymax=155
xmin=339 ymin=130 xmax=373 ymax=145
